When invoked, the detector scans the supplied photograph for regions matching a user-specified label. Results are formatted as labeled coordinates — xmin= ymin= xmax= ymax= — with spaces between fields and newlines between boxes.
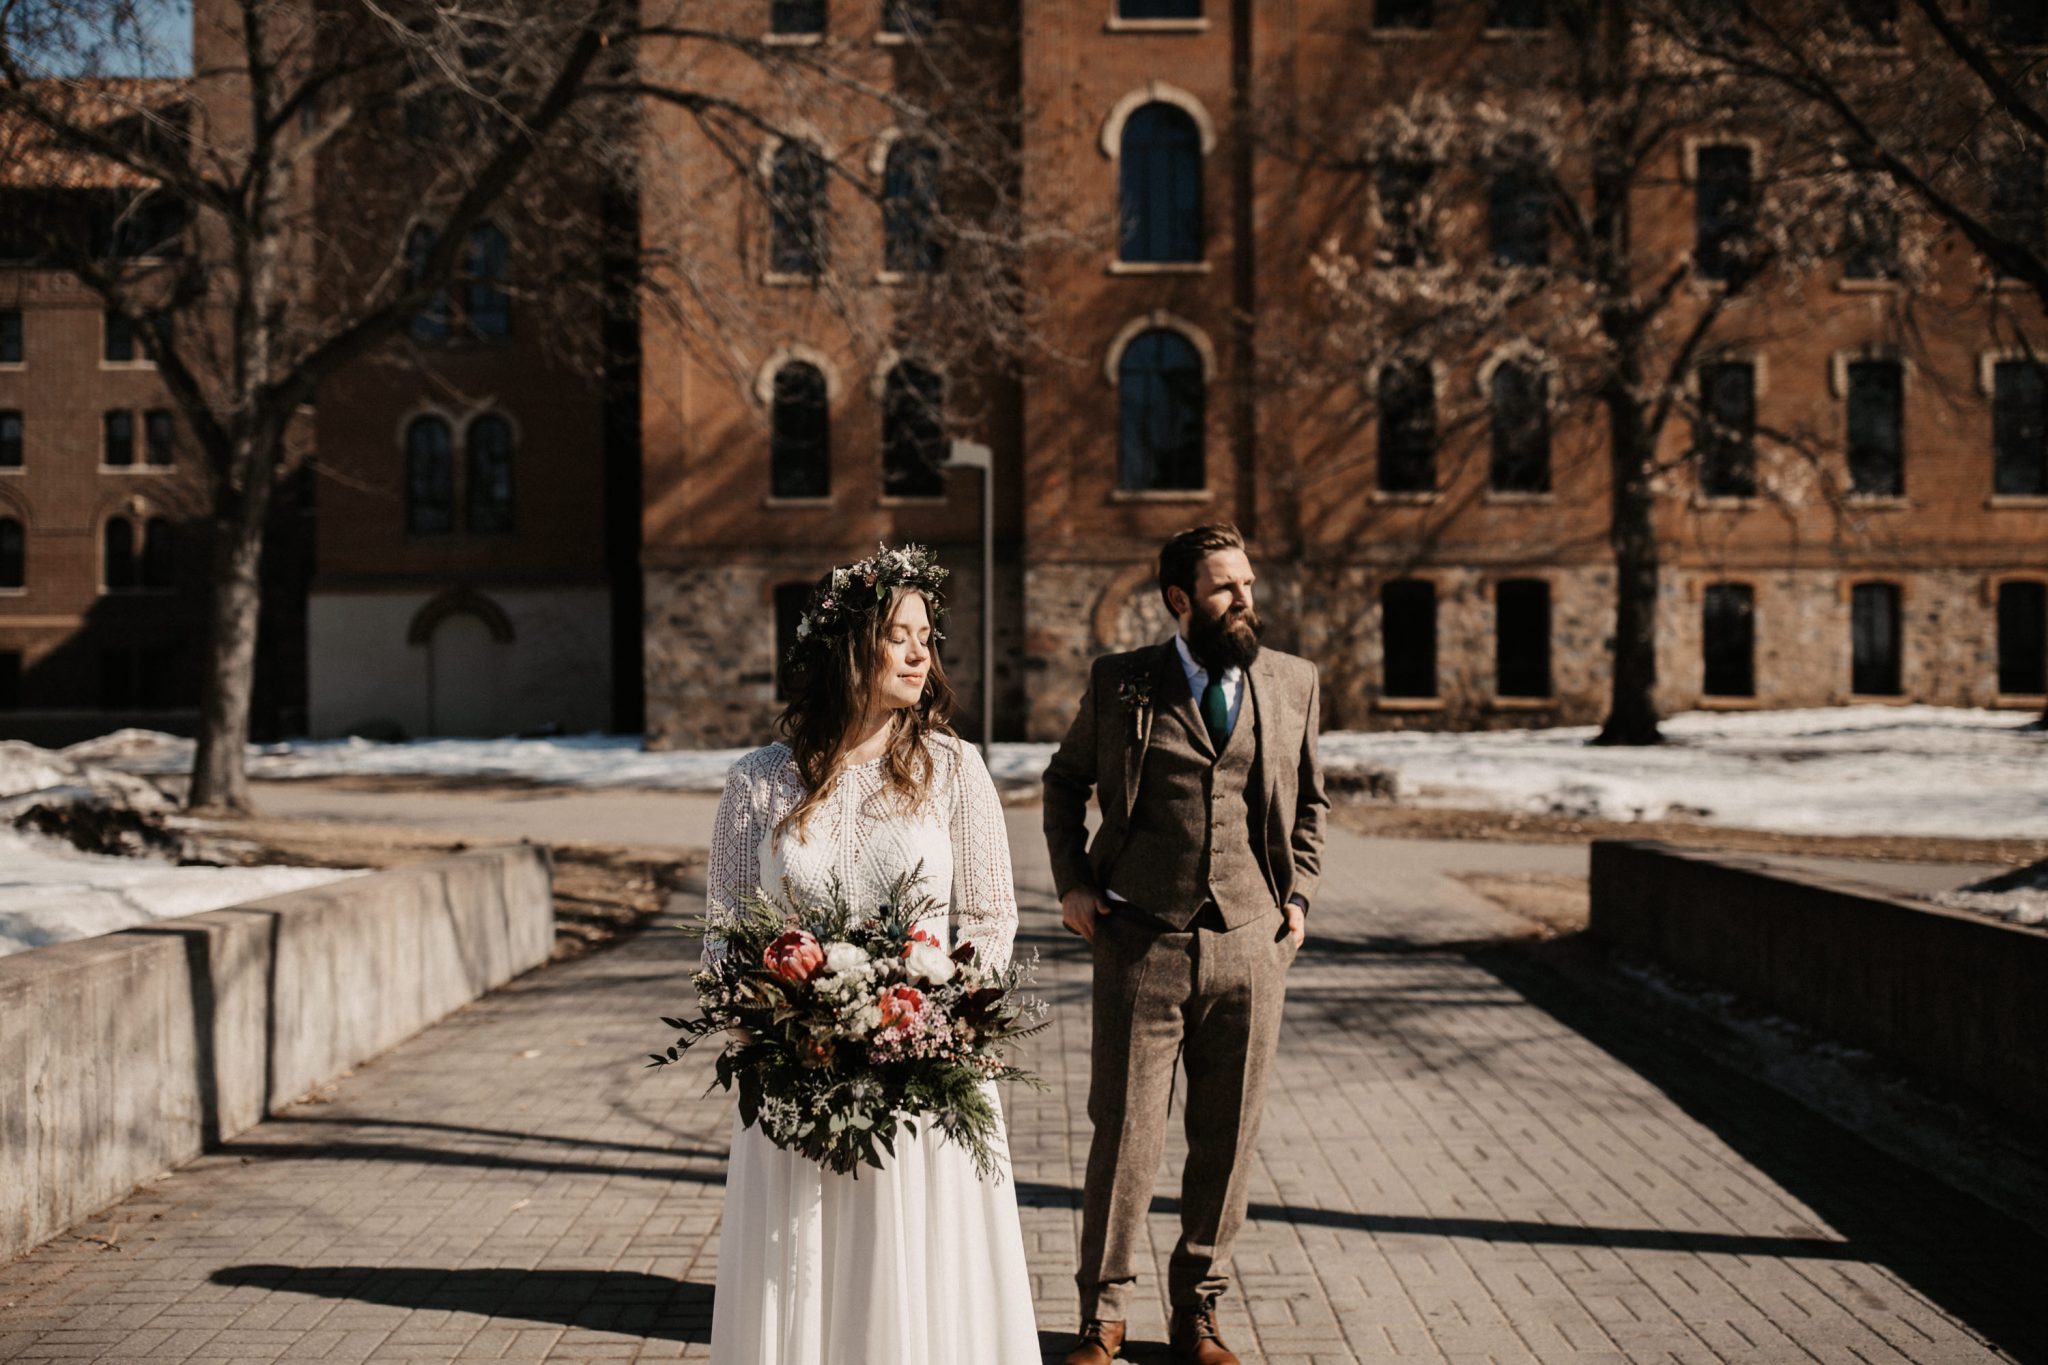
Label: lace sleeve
xmin=944 ymin=737 xmax=1020 ymax=972
xmin=704 ymin=753 xmax=768 ymax=968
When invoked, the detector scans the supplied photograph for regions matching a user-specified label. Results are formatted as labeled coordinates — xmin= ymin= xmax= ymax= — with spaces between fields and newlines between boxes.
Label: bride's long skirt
xmin=709 ymin=1087 xmax=1041 ymax=1364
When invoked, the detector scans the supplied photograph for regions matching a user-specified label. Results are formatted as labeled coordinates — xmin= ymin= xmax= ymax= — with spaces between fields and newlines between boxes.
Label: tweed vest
xmin=1108 ymin=669 xmax=1275 ymax=930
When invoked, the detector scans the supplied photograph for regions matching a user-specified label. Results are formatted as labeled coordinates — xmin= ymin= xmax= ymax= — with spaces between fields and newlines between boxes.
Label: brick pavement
xmin=3 ymin=856 xmax=2045 ymax=1364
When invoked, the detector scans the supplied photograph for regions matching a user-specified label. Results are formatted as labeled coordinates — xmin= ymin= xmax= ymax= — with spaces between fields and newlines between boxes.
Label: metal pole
xmin=946 ymin=440 xmax=995 ymax=759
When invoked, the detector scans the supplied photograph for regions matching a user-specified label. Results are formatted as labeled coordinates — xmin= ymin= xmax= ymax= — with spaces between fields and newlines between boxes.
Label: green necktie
xmin=1200 ymin=672 xmax=1232 ymax=750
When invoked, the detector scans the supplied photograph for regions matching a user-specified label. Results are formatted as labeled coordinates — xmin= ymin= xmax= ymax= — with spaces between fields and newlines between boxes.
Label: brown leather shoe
xmin=1063 ymin=1318 xmax=1125 ymax=1365
xmin=1169 ymin=1302 xmax=1240 ymax=1365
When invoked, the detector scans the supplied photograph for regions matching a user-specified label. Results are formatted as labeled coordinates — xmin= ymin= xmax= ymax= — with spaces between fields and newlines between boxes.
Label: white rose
xmin=822 ymin=942 xmax=867 ymax=974
xmin=903 ymin=939 xmax=956 ymax=985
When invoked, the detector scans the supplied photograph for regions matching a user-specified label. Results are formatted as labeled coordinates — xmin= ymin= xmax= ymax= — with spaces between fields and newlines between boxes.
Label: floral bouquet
xmin=649 ymin=869 xmax=1046 ymax=1180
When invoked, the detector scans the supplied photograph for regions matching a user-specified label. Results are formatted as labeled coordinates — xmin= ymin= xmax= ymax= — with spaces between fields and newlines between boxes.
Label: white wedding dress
xmin=703 ymin=734 xmax=1041 ymax=1365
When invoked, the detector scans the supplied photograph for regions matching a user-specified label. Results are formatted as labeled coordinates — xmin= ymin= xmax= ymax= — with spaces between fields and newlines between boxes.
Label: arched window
xmin=769 ymin=141 xmax=827 ymax=276
xmin=103 ymin=516 xmax=136 ymax=590
xmin=770 ymin=361 xmax=831 ymax=498
xmin=0 ymin=516 xmax=22 ymax=589
xmin=1377 ymin=358 xmax=1436 ymax=493
xmin=0 ymin=411 xmax=20 ymax=468
xmin=1489 ymin=159 xmax=1549 ymax=267
xmin=772 ymin=0 xmax=826 ymax=35
xmin=882 ymin=139 xmax=942 ymax=274
xmin=140 ymin=518 xmax=174 ymax=589
xmin=1119 ymin=102 xmax=1203 ymax=263
xmin=466 ymin=414 xmax=514 ymax=532
xmin=406 ymin=226 xmax=449 ymax=342
xmin=1489 ymin=359 xmax=1550 ymax=492
xmin=883 ymin=361 xmax=946 ymax=498
xmin=466 ymin=224 xmax=511 ymax=339
xmin=406 ymin=416 xmax=455 ymax=532
xmin=1118 ymin=327 xmax=1205 ymax=490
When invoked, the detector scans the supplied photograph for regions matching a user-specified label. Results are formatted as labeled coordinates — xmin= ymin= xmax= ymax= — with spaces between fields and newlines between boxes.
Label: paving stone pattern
xmin=2 ymin=871 xmax=2042 ymax=1364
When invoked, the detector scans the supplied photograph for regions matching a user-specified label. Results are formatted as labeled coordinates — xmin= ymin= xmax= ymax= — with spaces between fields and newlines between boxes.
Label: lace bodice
xmin=705 ymin=735 xmax=1020 ymax=971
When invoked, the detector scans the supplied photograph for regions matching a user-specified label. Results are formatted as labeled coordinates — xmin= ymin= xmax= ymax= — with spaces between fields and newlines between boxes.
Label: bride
xmin=703 ymin=544 xmax=1041 ymax=1364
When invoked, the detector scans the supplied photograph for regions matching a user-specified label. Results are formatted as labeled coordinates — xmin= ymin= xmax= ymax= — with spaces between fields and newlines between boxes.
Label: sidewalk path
xmin=3 ymin=805 xmax=2041 ymax=1363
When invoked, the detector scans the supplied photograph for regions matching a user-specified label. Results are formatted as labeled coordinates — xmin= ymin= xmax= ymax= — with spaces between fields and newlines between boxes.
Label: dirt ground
xmin=178 ymin=814 xmax=703 ymax=962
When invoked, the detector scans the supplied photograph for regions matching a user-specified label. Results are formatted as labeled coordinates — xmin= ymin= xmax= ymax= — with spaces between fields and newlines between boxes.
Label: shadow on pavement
xmin=1467 ymin=942 xmax=2048 ymax=1365
xmin=211 ymin=1266 xmax=712 ymax=1342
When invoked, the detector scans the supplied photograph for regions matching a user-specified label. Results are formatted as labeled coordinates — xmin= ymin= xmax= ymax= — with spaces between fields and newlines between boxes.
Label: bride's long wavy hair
xmin=775 ymin=581 xmax=957 ymax=838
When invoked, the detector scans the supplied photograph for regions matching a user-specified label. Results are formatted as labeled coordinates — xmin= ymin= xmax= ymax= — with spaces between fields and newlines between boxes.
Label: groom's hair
xmin=1157 ymin=522 xmax=1247 ymax=614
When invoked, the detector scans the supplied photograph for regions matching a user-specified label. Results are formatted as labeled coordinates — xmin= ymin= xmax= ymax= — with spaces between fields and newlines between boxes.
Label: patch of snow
xmin=0 ymin=739 xmax=172 ymax=813
xmin=0 ymin=828 xmax=362 ymax=959
xmin=1934 ymin=860 xmax=2048 ymax=928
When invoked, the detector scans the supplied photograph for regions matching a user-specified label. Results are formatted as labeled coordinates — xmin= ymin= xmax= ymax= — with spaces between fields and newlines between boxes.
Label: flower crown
xmin=788 ymin=542 xmax=949 ymax=664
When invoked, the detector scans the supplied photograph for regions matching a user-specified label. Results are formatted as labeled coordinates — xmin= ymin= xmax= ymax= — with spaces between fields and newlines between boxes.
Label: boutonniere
xmin=1115 ymin=674 xmax=1153 ymax=713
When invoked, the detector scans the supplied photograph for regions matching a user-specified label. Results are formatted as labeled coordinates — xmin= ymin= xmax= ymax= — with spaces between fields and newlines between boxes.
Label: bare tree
xmin=0 ymin=0 xmax=1047 ymax=810
xmin=1289 ymin=0 xmax=1878 ymax=743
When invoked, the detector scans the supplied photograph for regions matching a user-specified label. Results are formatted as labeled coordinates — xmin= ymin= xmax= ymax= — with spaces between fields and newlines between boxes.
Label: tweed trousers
xmin=1075 ymin=906 xmax=1297 ymax=1319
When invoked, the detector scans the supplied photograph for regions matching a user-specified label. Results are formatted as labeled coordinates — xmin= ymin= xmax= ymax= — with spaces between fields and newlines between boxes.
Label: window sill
xmin=1480 ymin=26 xmax=1550 ymax=40
xmin=1483 ymin=489 xmax=1554 ymax=505
xmin=874 ymin=30 xmax=919 ymax=45
xmin=98 ymin=361 xmax=156 ymax=371
xmin=0 ymin=466 xmax=23 ymax=476
xmin=1368 ymin=489 xmax=1439 ymax=505
xmin=0 ymin=587 xmax=24 ymax=597
xmin=1994 ymin=694 xmax=2048 ymax=710
xmin=0 ymin=362 xmax=22 ymax=372
xmin=1988 ymin=494 xmax=2048 ymax=509
xmin=1846 ymin=493 xmax=1908 ymax=508
xmin=1486 ymin=695 xmax=1556 ymax=711
xmin=1697 ymin=694 xmax=1764 ymax=709
xmin=1836 ymin=275 xmax=1903 ymax=293
xmin=877 ymin=494 xmax=948 ymax=507
xmin=762 ymin=271 xmax=822 ymax=288
xmin=1692 ymin=493 xmax=1760 ymax=510
xmin=763 ymin=32 xmax=825 ymax=46
xmin=1104 ymin=15 xmax=1210 ymax=33
xmin=1107 ymin=259 xmax=1211 ymax=276
xmin=1110 ymin=487 xmax=1211 ymax=503
xmin=1373 ymin=695 xmax=1442 ymax=712
xmin=1847 ymin=693 xmax=1910 ymax=705
xmin=763 ymin=495 xmax=835 ymax=509
xmin=1368 ymin=27 xmax=1435 ymax=41
xmin=99 ymin=464 xmax=172 ymax=475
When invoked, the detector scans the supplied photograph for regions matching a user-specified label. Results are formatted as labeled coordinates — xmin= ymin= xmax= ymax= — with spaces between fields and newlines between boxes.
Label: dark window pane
xmin=0 ymin=517 xmax=21 ymax=589
xmin=140 ymin=518 xmax=174 ymax=589
xmin=103 ymin=516 xmax=136 ymax=590
xmin=1697 ymin=361 xmax=1757 ymax=496
xmin=1998 ymin=580 xmax=2048 ymax=695
xmin=1489 ymin=361 xmax=1550 ymax=492
xmin=144 ymin=409 xmax=175 ymax=466
xmin=771 ymin=362 xmax=832 ymax=498
xmin=0 ymin=309 xmax=19 ymax=363
xmin=1695 ymin=144 xmax=1753 ymax=282
xmin=883 ymin=140 xmax=943 ymax=274
xmin=0 ymin=411 xmax=20 ymax=468
xmin=1993 ymin=0 xmax=2048 ymax=47
xmin=1378 ymin=359 xmax=1436 ymax=493
xmin=406 ymin=227 xmax=449 ymax=342
xmin=103 ymin=409 xmax=134 ymax=467
xmin=1487 ymin=0 xmax=1546 ymax=28
xmin=1842 ymin=171 xmax=1899 ymax=279
xmin=1118 ymin=329 xmax=1206 ymax=491
xmin=0 ymin=650 xmax=20 ymax=710
xmin=770 ymin=142 xmax=827 ymax=276
xmin=1119 ymin=103 xmax=1203 ymax=263
xmin=882 ymin=0 xmax=938 ymax=35
xmin=1118 ymin=0 xmax=1200 ymax=14
xmin=1489 ymin=165 xmax=1549 ymax=266
xmin=104 ymin=309 xmax=135 ymax=362
xmin=1993 ymin=360 xmax=2048 ymax=495
xmin=1989 ymin=148 xmax=2045 ymax=270
xmin=1702 ymin=582 xmax=1756 ymax=697
xmin=1380 ymin=579 xmax=1437 ymax=698
xmin=406 ymin=417 xmax=454 ymax=532
xmin=1375 ymin=160 xmax=1435 ymax=267
xmin=772 ymin=0 xmax=826 ymax=34
xmin=1496 ymin=578 xmax=1552 ymax=698
xmin=883 ymin=362 xmax=946 ymax=498
xmin=1374 ymin=0 xmax=1431 ymax=29
xmin=1850 ymin=581 xmax=1902 ymax=695
xmin=466 ymin=225 xmax=511 ymax=340
xmin=1847 ymin=359 xmax=1904 ymax=495
xmin=774 ymin=582 xmax=812 ymax=700
xmin=466 ymin=415 xmax=515 ymax=532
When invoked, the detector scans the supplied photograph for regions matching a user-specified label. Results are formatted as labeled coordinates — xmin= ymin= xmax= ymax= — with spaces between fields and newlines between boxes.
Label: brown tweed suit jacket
xmin=1042 ymin=639 xmax=1329 ymax=914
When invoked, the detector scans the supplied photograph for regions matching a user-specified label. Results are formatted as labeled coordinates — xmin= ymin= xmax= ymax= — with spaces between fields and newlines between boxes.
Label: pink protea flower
xmin=876 ymin=985 xmax=925 ymax=1030
xmin=763 ymin=930 xmax=825 ymax=984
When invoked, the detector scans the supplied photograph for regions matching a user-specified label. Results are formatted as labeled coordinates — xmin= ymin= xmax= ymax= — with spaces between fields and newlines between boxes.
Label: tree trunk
xmin=1597 ymin=390 xmax=1663 ymax=746
xmin=187 ymin=441 xmax=279 ymax=814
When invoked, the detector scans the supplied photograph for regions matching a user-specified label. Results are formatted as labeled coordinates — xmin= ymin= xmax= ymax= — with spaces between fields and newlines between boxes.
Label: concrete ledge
xmin=0 ymin=846 xmax=552 ymax=1261
xmin=1590 ymin=839 xmax=2048 ymax=1128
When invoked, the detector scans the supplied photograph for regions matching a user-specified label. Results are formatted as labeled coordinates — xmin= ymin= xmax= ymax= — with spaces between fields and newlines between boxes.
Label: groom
xmin=1044 ymin=523 xmax=1327 ymax=1365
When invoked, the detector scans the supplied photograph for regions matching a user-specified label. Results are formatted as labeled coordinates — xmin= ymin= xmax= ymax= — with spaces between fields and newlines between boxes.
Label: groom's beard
xmin=1186 ymin=603 xmax=1262 ymax=673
